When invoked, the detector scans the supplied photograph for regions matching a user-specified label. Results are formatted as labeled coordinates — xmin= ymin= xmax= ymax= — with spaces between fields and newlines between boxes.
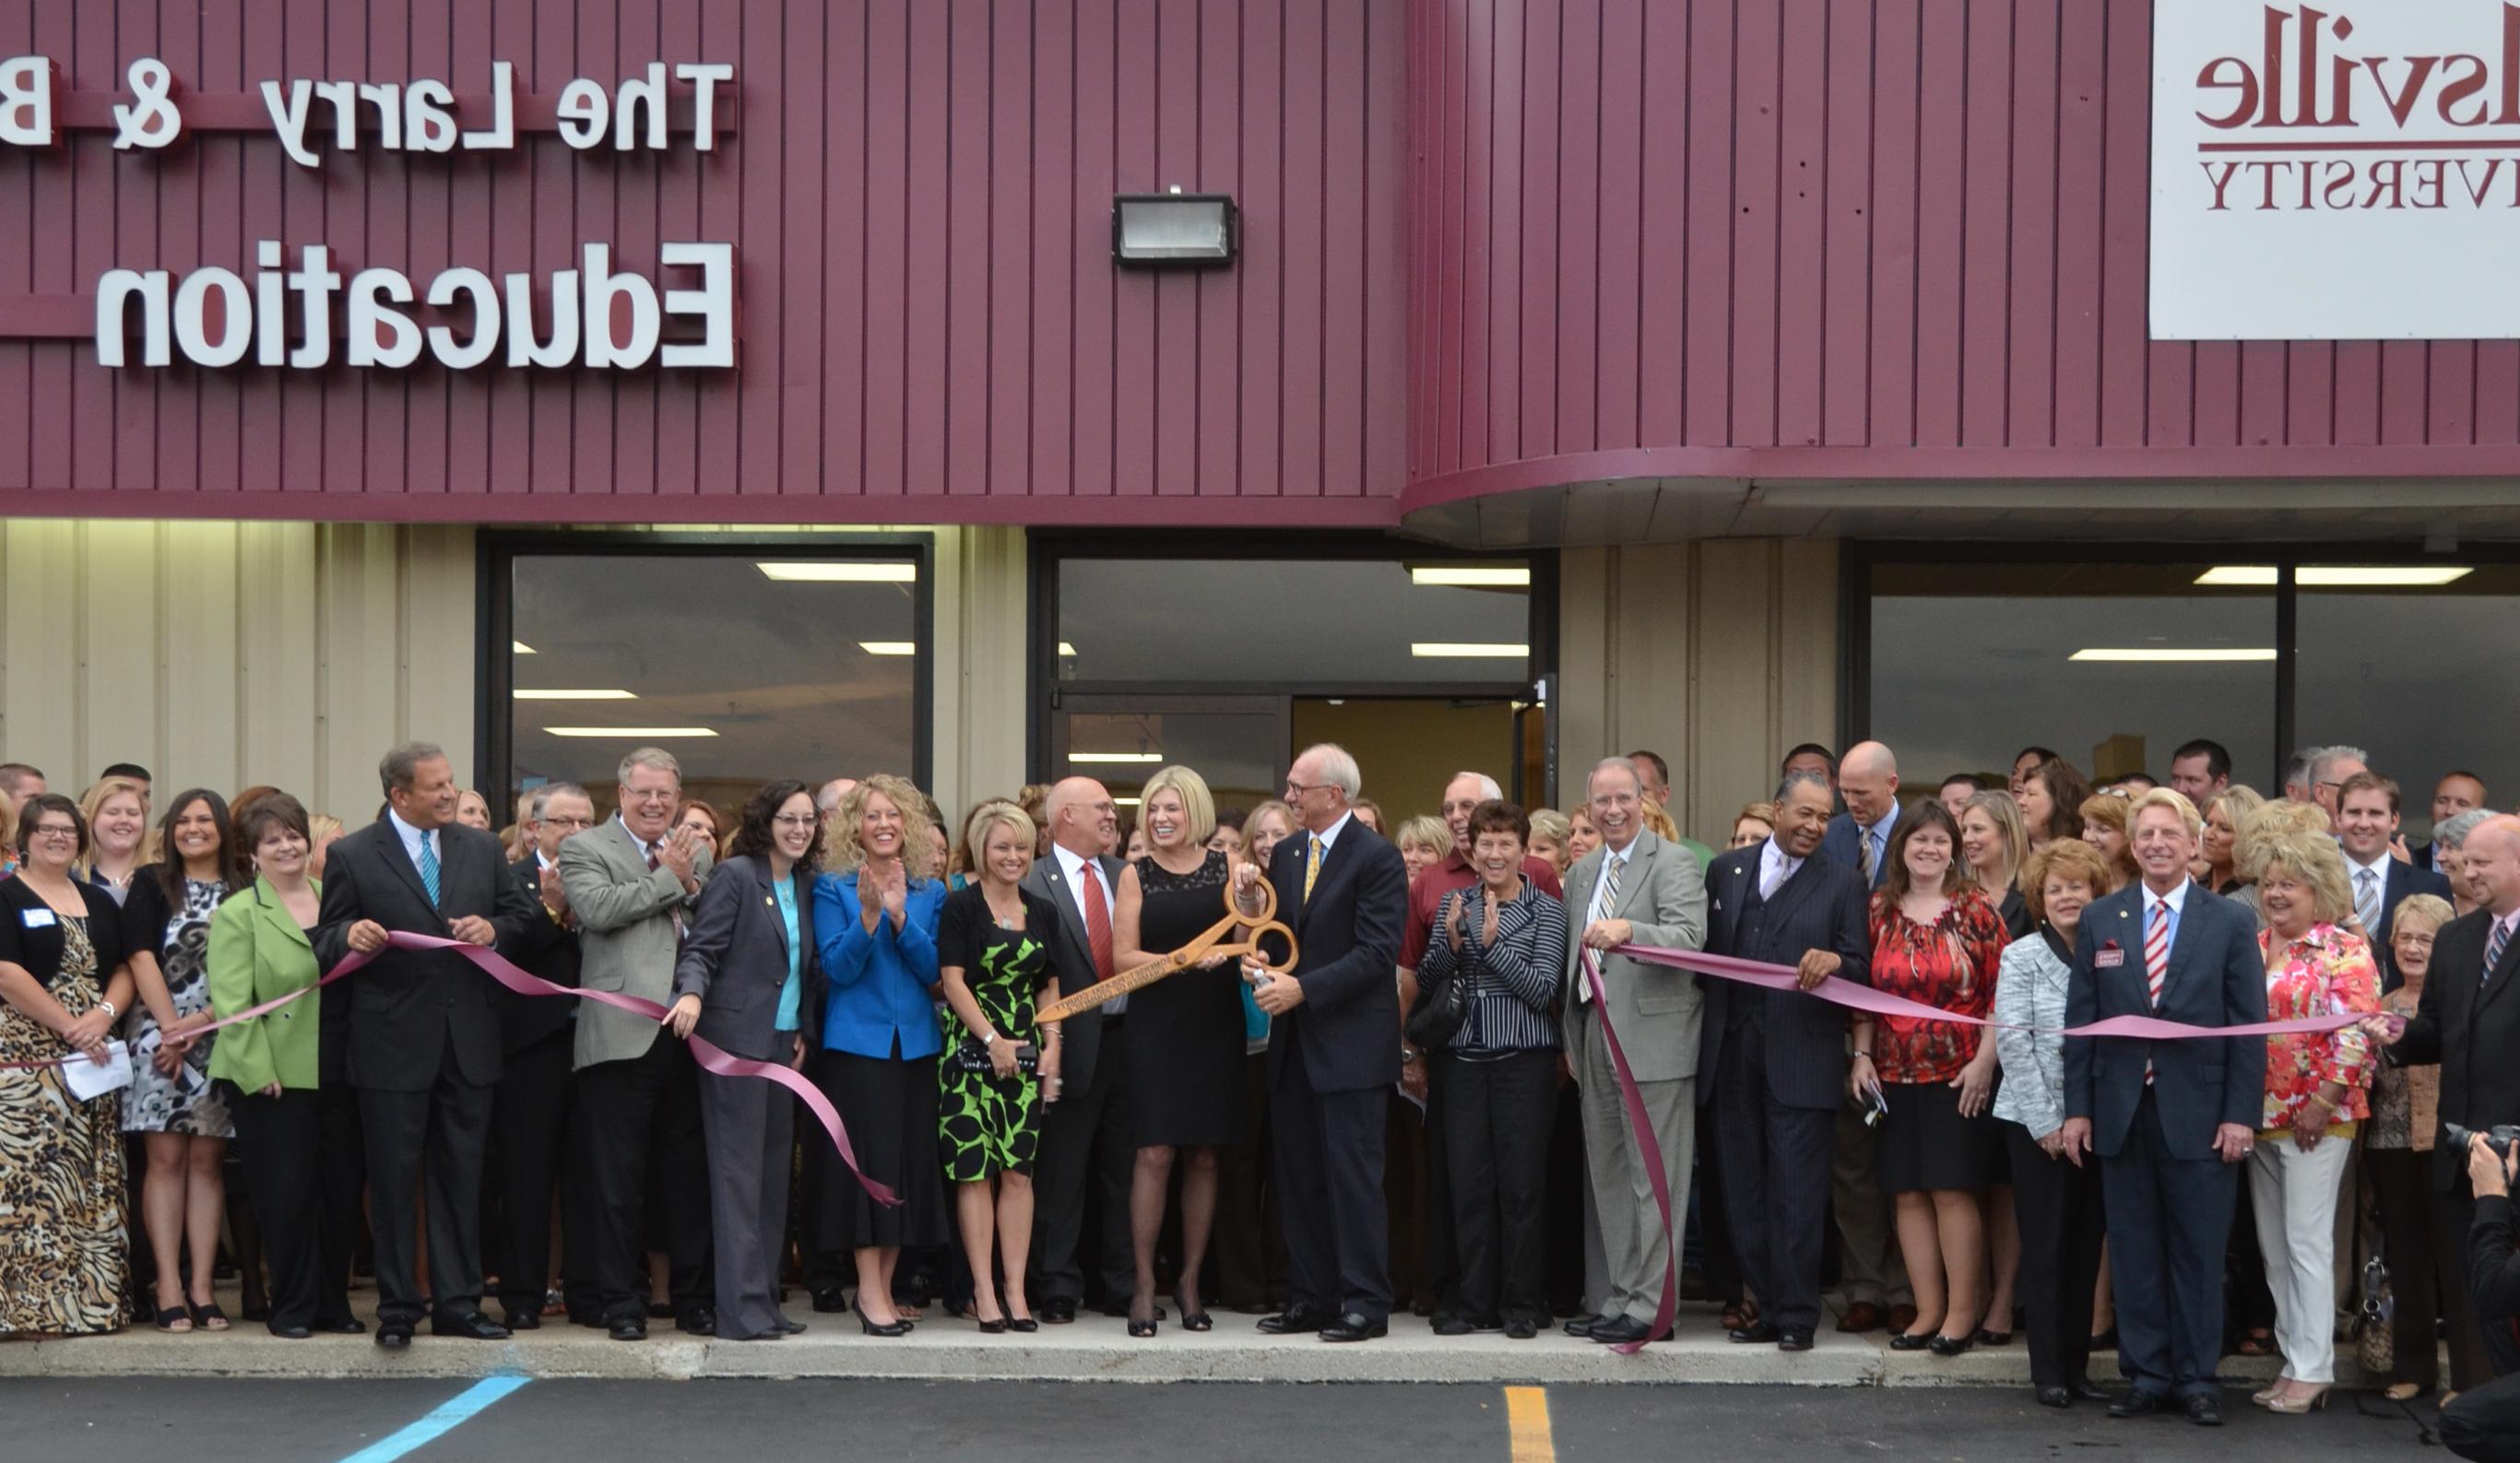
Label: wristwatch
xmin=1401 ymin=1045 xmax=1421 ymax=1065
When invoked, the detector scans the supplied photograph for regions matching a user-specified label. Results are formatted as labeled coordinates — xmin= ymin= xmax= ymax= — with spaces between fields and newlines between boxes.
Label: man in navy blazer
xmin=1234 ymin=743 xmax=1411 ymax=1343
xmin=1697 ymin=771 xmax=1872 ymax=1352
xmin=2062 ymin=788 xmax=2266 ymax=1426
xmin=2337 ymin=772 xmax=2454 ymax=990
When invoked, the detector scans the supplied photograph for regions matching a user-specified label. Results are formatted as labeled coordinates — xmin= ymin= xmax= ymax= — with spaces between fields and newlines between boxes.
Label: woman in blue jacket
xmin=810 ymin=774 xmax=950 ymax=1335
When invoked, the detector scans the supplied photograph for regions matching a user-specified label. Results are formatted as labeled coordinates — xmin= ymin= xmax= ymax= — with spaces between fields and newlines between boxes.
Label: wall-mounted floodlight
xmin=1113 ymin=187 xmax=1237 ymax=267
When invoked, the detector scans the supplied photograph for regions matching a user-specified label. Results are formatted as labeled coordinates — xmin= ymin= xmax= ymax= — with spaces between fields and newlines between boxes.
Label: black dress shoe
xmin=2035 ymin=1385 xmax=2072 ymax=1409
xmin=1258 ymin=1307 xmax=1334 ymax=1335
xmin=1590 ymin=1316 xmax=1650 ymax=1345
xmin=1431 ymin=1316 xmax=1476 ymax=1337
xmin=268 ymin=1324 xmax=314 ymax=1339
xmin=313 ymin=1316 xmax=365 ymax=1335
xmin=1927 ymin=1332 xmax=1975 ymax=1357
xmin=777 ymin=1317 xmax=808 ymax=1335
xmin=1563 ymin=1313 xmax=1604 ymax=1338
xmin=1319 ymin=1312 xmax=1388 ymax=1342
xmin=2183 ymin=1395 xmax=2223 ymax=1426
xmin=1888 ymin=1330 xmax=1934 ymax=1351
xmin=810 ymin=1287 xmax=849 ymax=1314
xmin=1777 ymin=1329 xmax=1815 ymax=1352
xmin=2108 ymin=1390 xmax=2164 ymax=1418
xmin=2069 ymin=1376 xmax=2112 ymax=1402
xmin=503 ymin=1309 xmax=542 ymax=1332
xmin=1039 ymin=1298 xmax=1078 ymax=1325
xmin=677 ymin=1308 xmax=717 ymax=1337
xmin=1505 ymin=1319 xmax=1537 ymax=1340
xmin=373 ymin=1321 xmax=413 ymax=1350
xmin=432 ymin=1311 xmax=511 ymax=1340
xmin=608 ymin=1317 xmax=648 ymax=1342
xmin=1727 ymin=1321 xmax=1782 ymax=1344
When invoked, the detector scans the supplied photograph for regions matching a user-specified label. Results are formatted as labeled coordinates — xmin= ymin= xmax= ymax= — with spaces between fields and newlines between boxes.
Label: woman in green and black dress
xmin=936 ymin=800 xmax=1062 ymax=1333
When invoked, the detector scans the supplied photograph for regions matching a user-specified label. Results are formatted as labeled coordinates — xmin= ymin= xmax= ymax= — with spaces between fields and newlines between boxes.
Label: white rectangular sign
xmin=2153 ymin=1 xmax=2520 ymax=339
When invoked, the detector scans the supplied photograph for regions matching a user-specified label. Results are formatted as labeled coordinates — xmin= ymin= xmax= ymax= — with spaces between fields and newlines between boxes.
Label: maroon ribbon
xmin=9 ymin=930 xmax=897 ymax=1205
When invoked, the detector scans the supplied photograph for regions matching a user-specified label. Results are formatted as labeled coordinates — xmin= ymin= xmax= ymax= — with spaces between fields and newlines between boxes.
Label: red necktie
xmin=1079 ymin=859 xmax=1116 ymax=981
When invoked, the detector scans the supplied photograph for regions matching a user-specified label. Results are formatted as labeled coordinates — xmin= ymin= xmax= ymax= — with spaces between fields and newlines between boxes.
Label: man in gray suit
xmin=1024 ymin=776 xmax=1137 ymax=1323
xmin=1559 ymin=756 xmax=1709 ymax=1347
xmin=558 ymin=747 xmax=716 ymax=1340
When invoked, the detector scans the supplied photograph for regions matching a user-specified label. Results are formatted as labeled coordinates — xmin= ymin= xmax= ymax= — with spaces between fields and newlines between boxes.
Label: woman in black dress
xmin=1112 ymin=764 xmax=1245 ymax=1337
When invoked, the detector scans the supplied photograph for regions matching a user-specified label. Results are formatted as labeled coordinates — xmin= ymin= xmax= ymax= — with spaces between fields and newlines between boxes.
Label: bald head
xmin=2467 ymin=815 xmax=2520 ymax=919
xmin=817 ymin=777 xmax=858 ymax=816
xmin=1839 ymin=741 xmax=1900 ymax=828
xmin=1047 ymin=776 xmax=1118 ymax=858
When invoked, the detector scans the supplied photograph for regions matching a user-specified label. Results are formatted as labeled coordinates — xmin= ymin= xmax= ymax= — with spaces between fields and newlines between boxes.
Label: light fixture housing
xmin=1409 ymin=565 xmax=1532 ymax=588
xmin=1070 ymin=751 xmax=1163 ymax=764
xmin=1411 ymin=642 xmax=1532 ymax=659
xmin=1113 ymin=191 xmax=1237 ymax=267
xmin=2195 ymin=565 xmax=2475 ymax=587
xmin=757 ymin=561 xmax=918 ymax=583
xmin=2068 ymin=648 xmax=2278 ymax=663
xmin=512 ymin=641 xmax=538 ymax=655
xmin=513 ymin=689 xmax=638 ymax=701
xmin=542 ymin=726 xmax=720 ymax=737
xmin=859 ymin=642 xmax=917 ymax=656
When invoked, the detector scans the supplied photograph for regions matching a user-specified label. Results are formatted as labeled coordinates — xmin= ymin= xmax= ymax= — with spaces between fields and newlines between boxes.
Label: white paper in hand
xmin=62 ymin=1041 xmax=135 ymax=1102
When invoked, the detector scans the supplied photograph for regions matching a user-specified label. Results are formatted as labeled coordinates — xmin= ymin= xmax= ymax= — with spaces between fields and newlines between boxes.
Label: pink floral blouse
xmin=2255 ymin=921 xmax=2379 ymax=1133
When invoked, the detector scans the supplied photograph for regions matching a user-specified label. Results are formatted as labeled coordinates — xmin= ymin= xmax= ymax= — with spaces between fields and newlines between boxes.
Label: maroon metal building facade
xmin=3 ymin=0 xmax=2515 ymax=530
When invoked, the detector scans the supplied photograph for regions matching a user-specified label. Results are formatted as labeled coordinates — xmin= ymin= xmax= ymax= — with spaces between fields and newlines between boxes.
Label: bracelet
xmin=1852 ymin=1047 xmax=1872 ymax=1057
xmin=97 ymin=998 xmax=118 ymax=1020
xmin=982 ymin=1030 xmax=1000 ymax=1048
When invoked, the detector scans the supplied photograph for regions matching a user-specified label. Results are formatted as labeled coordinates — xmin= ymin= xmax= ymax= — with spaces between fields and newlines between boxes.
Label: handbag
xmin=2355 ymin=1255 xmax=2395 ymax=1375
xmin=943 ymin=1039 xmax=1039 ymax=1078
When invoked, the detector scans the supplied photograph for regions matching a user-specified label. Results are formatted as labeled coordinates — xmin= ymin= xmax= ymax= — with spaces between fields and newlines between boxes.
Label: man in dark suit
xmin=2061 ymin=788 xmax=2266 ymax=1426
xmin=1698 ymin=771 xmax=1872 ymax=1352
xmin=485 ymin=781 xmax=591 ymax=1331
xmin=1024 ymin=775 xmax=1137 ymax=1324
xmin=1813 ymin=739 xmax=1913 ymax=1335
xmin=1233 ymin=742 xmax=1410 ymax=1342
xmin=315 ymin=741 xmax=540 ymax=1349
xmin=2339 ymin=772 xmax=2453 ymax=991
xmin=2376 ymin=813 xmax=2520 ymax=1387
xmin=2418 ymin=772 xmax=2493 ymax=876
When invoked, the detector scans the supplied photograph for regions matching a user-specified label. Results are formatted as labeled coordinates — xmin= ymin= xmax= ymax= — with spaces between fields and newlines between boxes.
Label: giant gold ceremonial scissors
xmin=1036 ymin=877 xmax=1298 ymax=1025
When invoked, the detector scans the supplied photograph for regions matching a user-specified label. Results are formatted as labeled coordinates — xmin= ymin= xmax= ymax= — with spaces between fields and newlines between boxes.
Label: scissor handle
xmin=1226 ymin=873 xmax=1280 ymax=926
xmin=1236 ymin=920 xmax=1300 ymax=975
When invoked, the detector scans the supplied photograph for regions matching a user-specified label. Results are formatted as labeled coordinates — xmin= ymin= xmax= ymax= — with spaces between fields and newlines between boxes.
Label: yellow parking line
xmin=1504 ymin=1385 xmax=1556 ymax=1463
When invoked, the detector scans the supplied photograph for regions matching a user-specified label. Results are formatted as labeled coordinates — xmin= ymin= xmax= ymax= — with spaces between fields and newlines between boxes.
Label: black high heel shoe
xmin=1888 ymin=1330 xmax=1934 ymax=1351
xmin=1128 ymin=1298 xmax=1160 ymax=1339
xmin=1927 ymin=1331 xmax=1976 ymax=1357
xmin=1173 ymin=1291 xmax=1213 ymax=1333
xmin=854 ymin=1302 xmax=912 ymax=1338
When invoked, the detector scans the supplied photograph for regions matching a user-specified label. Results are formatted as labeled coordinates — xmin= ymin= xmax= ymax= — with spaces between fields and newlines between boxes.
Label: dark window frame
xmin=477 ymin=530 xmax=936 ymax=805
xmin=1844 ymin=540 xmax=2520 ymax=777
xmin=1027 ymin=530 xmax=1559 ymax=798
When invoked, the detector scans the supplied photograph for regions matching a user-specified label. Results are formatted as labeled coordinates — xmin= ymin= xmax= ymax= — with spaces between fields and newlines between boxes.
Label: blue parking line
xmin=337 ymin=1375 xmax=531 ymax=1463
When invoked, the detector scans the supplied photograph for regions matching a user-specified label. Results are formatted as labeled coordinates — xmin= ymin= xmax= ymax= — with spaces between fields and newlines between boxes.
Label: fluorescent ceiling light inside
xmin=859 ymin=642 xmax=917 ymax=656
xmin=1113 ymin=796 xmax=1143 ymax=807
xmin=512 ymin=641 xmax=538 ymax=655
xmin=2195 ymin=564 xmax=2475 ymax=587
xmin=757 ymin=561 xmax=918 ymax=583
xmin=1411 ymin=642 xmax=1531 ymax=658
xmin=1058 ymin=642 xmax=1079 ymax=656
xmin=542 ymin=726 xmax=720 ymax=737
xmin=1411 ymin=566 xmax=1532 ymax=587
xmin=1070 ymin=751 xmax=1163 ymax=764
xmin=2069 ymin=648 xmax=2278 ymax=663
xmin=513 ymin=689 xmax=637 ymax=701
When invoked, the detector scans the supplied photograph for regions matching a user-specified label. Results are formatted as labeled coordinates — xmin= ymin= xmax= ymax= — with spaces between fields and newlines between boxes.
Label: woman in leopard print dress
xmin=0 ymin=794 xmax=138 ymax=1337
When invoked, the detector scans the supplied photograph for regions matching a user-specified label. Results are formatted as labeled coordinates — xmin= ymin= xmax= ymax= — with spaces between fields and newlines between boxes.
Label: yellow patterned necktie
xmin=1304 ymin=834 xmax=1322 ymax=903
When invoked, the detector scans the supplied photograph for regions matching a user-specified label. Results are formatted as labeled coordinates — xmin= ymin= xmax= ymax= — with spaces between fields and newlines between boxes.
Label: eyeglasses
xmin=538 ymin=816 xmax=596 ymax=831
xmin=1284 ymin=780 xmax=1335 ymax=797
xmin=27 ymin=825 xmax=78 ymax=843
xmin=771 ymin=814 xmax=819 ymax=830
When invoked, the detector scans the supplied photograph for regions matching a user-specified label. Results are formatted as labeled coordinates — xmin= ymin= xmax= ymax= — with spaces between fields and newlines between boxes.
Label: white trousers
xmin=2247 ymin=1132 xmax=2354 ymax=1385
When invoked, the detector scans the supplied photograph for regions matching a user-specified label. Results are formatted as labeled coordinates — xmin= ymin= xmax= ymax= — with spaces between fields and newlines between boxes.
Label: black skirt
xmin=806 ymin=1048 xmax=950 ymax=1252
xmin=1876 ymin=1080 xmax=2007 ymax=1194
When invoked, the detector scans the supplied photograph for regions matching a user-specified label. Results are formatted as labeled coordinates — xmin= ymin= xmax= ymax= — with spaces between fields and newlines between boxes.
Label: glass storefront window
xmin=1866 ymin=560 xmax=2278 ymax=790
xmin=498 ymin=546 xmax=925 ymax=821
xmin=2296 ymin=564 xmax=2520 ymax=838
xmin=1055 ymin=557 xmax=1533 ymax=684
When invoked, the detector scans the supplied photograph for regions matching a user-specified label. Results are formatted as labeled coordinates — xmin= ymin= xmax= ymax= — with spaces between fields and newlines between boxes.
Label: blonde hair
xmin=1959 ymin=789 xmax=2029 ymax=894
xmin=1528 ymin=808 xmax=1573 ymax=848
xmin=1139 ymin=764 xmax=1219 ymax=847
xmin=2394 ymin=892 xmax=2456 ymax=941
xmin=2021 ymin=837 xmax=2116 ymax=923
xmin=2129 ymin=785 xmax=2203 ymax=838
xmin=2204 ymin=784 xmax=2267 ymax=832
xmin=1642 ymin=803 xmax=1680 ymax=843
xmin=2235 ymin=797 xmax=2333 ymax=885
xmin=73 ymin=775 xmax=150 ymax=879
xmin=2255 ymin=826 xmax=2356 ymax=925
xmin=959 ymin=800 xmax=1037 ymax=879
xmin=1396 ymin=815 xmax=1451 ymax=858
xmin=308 ymin=813 xmax=344 ymax=846
xmin=822 ymin=773 xmax=938 ymax=878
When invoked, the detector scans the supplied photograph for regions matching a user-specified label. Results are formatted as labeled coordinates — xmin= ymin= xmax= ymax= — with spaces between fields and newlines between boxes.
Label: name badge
xmin=19 ymin=907 xmax=56 ymax=928
xmin=2094 ymin=946 xmax=2124 ymax=969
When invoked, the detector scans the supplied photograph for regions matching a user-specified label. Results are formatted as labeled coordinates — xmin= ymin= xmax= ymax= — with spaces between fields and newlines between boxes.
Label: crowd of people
xmin=2 ymin=737 xmax=2518 ymax=1438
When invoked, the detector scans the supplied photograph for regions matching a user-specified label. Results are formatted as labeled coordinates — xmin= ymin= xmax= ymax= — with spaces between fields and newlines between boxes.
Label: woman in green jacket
xmin=207 ymin=794 xmax=362 ymax=1339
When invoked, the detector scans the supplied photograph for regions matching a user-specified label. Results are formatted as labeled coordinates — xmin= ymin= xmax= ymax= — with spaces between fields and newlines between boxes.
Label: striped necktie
xmin=2354 ymin=867 xmax=2382 ymax=940
xmin=1857 ymin=827 xmax=1877 ymax=883
xmin=2143 ymin=898 xmax=2170 ymax=1085
xmin=2488 ymin=917 xmax=2512 ymax=988
xmin=418 ymin=831 xmax=442 ymax=907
